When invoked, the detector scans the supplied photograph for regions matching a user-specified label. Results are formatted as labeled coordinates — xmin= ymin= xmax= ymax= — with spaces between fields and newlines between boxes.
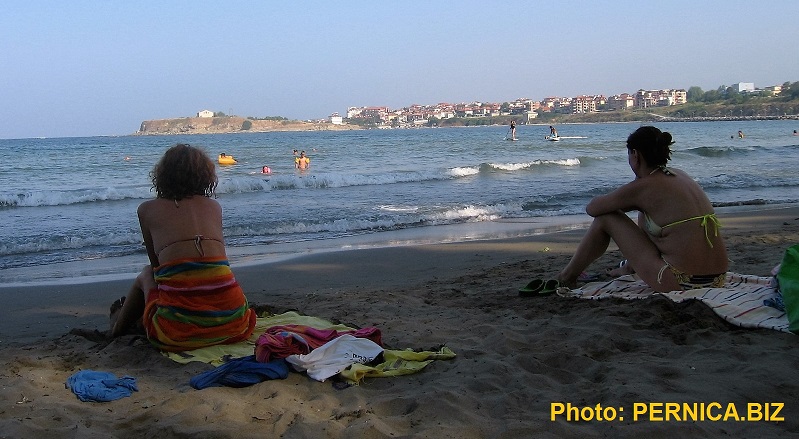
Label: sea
xmin=2 ymin=120 xmax=798 ymax=286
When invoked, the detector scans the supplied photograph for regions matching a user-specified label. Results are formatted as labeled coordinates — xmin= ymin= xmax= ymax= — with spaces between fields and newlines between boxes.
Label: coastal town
xmin=141 ymin=80 xmax=796 ymax=135
xmin=337 ymin=81 xmax=791 ymax=128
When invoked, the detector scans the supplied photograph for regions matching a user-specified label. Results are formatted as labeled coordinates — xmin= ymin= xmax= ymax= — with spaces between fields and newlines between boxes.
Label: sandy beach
xmin=1 ymin=205 xmax=798 ymax=438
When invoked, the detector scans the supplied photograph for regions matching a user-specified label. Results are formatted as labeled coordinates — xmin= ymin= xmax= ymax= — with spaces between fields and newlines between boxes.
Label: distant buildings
xmin=194 ymin=79 xmax=783 ymax=127
xmin=632 ymin=89 xmax=687 ymax=108
xmin=343 ymin=86 xmax=690 ymax=126
xmin=733 ymin=82 xmax=755 ymax=93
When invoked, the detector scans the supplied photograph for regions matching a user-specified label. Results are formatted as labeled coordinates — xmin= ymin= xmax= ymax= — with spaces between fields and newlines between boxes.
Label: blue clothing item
xmin=66 ymin=370 xmax=138 ymax=402
xmin=190 ymin=355 xmax=289 ymax=389
xmin=764 ymin=293 xmax=786 ymax=312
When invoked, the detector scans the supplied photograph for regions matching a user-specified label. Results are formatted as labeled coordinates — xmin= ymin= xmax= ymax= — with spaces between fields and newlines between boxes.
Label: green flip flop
xmin=518 ymin=279 xmax=545 ymax=297
xmin=539 ymin=279 xmax=560 ymax=296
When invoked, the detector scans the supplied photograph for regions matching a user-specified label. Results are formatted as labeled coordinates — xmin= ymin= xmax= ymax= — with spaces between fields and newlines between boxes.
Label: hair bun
xmin=656 ymin=131 xmax=673 ymax=147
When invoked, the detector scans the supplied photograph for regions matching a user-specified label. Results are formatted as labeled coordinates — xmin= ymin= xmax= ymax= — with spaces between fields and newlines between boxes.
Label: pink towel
xmin=255 ymin=324 xmax=382 ymax=363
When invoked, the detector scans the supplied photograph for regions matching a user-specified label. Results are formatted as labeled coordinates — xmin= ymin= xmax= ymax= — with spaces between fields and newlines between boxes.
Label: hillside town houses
xmin=339 ymin=88 xmax=689 ymax=127
xmin=337 ymin=82 xmax=782 ymax=127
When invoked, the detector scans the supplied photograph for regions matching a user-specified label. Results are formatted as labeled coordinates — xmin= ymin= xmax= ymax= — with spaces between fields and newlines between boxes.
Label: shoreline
xmin=2 ymin=202 xmax=791 ymax=288
xmin=1 ymin=204 xmax=797 ymax=437
xmin=1 ymin=204 xmax=796 ymax=347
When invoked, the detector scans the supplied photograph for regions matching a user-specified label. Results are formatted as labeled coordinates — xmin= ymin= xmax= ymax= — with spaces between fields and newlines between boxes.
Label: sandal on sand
xmin=539 ymin=279 xmax=560 ymax=295
xmin=518 ymin=279 xmax=545 ymax=297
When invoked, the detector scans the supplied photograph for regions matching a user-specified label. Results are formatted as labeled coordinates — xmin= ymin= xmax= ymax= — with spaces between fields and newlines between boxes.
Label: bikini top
xmin=643 ymin=212 xmax=721 ymax=248
xmin=157 ymin=235 xmax=224 ymax=257
xmin=641 ymin=165 xmax=722 ymax=248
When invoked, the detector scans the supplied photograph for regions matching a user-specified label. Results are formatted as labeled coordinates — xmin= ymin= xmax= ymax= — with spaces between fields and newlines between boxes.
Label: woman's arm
xmin=137 ymin=203 xmax=159 ymax=266
xmin=585 ymin=179 xmax=647 ymax=217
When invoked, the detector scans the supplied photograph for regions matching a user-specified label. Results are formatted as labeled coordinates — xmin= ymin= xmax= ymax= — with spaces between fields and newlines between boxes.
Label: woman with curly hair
xmin=110 ymin=144 xmax=255 ymax=351
xmin=557 ymin=126 xmax=728 ymax=292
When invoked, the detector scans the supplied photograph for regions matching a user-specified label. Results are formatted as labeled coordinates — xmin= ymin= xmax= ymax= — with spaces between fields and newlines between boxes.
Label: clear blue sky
xmin=2 ymin=0 xmax=797 ymax=139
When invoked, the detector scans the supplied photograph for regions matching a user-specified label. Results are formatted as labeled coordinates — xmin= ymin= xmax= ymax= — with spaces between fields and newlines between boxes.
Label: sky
xmin=1 ymin=0 xmax=797 ymax=139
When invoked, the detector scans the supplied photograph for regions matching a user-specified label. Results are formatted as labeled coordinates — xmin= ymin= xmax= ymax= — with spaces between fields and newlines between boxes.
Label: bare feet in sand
xmin=109 ymin=297 xmax=125 ymax=336
xmin=607 ymin=259 xmax=635 ymax=277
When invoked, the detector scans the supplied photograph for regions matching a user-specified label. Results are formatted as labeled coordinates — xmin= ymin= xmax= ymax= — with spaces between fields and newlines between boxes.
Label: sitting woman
xmin=111 ymin=144 xmax=256 ymax=351
xmin=558 ymin=126 xmax=728 ymax=292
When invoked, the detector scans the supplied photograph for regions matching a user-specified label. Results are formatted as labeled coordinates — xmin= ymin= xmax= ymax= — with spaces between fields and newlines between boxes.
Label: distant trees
xmin=782 ymin=81 xmax=799 ymax=100
xmin=685 ymin=82 xmax=799 ymax=105
xmin=686 ymin=86 xmax=704 ymax=102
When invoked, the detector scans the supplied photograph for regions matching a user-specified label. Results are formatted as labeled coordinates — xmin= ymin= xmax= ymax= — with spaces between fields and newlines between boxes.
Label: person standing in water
xmin=510 ymin=120 xmax=517 ymax=140
xmin=549 ymin=125 xmax=558 ymax=138
xmin=295 ymin=151 xmax=310 ymax=170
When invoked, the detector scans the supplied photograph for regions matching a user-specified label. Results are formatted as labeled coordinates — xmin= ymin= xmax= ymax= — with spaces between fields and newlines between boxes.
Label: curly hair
xmin=626 ymin=126 xmax=674 ymax=167
xmin=151 ymin=144 xmax=217 ymax=199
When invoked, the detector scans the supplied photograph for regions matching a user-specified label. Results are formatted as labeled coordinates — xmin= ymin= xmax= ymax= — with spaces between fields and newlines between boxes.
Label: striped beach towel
xmin=143 ymin=257 xmax=256 ymax=351
xmin=563 ymin=273 xmax=790 ymax=333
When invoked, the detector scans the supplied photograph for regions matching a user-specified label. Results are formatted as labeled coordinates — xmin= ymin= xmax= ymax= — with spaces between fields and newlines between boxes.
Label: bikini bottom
xmin=657 ymin=259 xmax=726 ymax=291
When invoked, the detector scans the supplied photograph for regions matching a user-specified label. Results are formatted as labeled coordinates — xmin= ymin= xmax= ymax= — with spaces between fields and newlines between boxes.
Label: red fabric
xmin=255 ymin=325 xmax=382 ymax=363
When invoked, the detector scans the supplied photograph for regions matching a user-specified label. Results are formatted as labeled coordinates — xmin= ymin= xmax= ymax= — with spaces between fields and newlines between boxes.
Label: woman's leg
xmin=558 ymin=212 xmax=680 ymax=291
xmin=110 ymin=265 xmax=155 ymax=337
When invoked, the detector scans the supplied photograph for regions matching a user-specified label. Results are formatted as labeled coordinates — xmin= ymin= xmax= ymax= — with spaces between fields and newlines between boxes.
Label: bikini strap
xmin=158 ymin=235 xmax=224 ymax=256
xmin=649 ymin=165 xmax=674 ymax=176
xmin=664 ymin=213 xmax=721 ymax=247
xmin=698 ymin=214 xmax=721 ymax=248
xmin=194 ymin=235 xmax=205 ymax=257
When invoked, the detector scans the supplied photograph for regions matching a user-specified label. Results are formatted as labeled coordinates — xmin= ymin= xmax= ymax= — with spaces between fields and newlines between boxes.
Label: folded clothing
xmin=285 ymin=334 xmax=384 ymax=382
xmin=190 ymin=355 xmax=289 ymax=389
xmin=143 ymin=257 xmax=256 ymax=352
xmin=66 ymin=370 xmax=138 ymax=402
xmin=255 ymin=324 xmax=382 ymax=363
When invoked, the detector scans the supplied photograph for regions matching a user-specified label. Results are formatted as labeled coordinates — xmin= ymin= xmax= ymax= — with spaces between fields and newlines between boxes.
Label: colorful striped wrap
xmin=143 ymin=257 xmax=256 ymax=352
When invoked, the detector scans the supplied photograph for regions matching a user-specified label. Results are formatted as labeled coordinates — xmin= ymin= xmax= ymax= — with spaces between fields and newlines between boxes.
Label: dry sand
xmin=1 ymin=206 xmax=798 ymax=438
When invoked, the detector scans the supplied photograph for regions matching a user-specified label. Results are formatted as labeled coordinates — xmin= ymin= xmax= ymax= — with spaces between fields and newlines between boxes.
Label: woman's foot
xmin=109 ymin=297 xmax=125 ymax=336
xmin=607 ymin=259 xmax=635 ymax=277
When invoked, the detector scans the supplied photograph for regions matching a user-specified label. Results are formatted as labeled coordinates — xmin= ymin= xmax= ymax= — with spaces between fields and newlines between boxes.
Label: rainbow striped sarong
xmin=143 ymin=257 xmax=256 ymax=352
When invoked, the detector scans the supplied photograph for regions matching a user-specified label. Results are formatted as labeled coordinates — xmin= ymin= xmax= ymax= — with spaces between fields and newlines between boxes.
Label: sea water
xmin=1 ymin=120 xmax=797 ymax=285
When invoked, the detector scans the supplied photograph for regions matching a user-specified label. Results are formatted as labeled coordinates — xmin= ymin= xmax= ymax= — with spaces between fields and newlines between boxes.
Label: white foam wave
xmin=218 ymin=168 xmax=460 ymax=194
xmin=449 ymin=166 xmax=480 ymax=177
xmin=379 ymin=205 xmax=420 ymax=212
xmin=489 ymin=158 xmax=581 ymax=171
xmin=0 ymin=186 xmax=151 ymax=207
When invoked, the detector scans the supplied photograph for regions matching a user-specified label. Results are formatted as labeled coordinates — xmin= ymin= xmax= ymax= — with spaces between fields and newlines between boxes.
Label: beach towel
xmin=340 ymin=346 xmax=457 ymax=384
xmin=562 ymin=272 xmax=790 ymax=333
xmin=143 ymin=257 xmax=256 ymax=352
xmin=255 ymin=324 xmax=382 ymax=363
xmin=66 ymin=370 xmax=138 ymax=402
xmin=163 ymin=311 xmax=356 ymax=365
xmin=285 ymin=334 xmax=384 ymax=382
xmin=190 ymin=356 xmax=289 ymax=389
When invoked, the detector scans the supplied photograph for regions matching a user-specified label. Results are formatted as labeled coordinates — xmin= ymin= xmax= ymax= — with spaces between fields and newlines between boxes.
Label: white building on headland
xmin=197 ymin=110 xmax=214 ymax=118
xmin=329 ymin=113 xmax=343 ymax=125
xmin=733 ymin=82 xmax=755 ymax=93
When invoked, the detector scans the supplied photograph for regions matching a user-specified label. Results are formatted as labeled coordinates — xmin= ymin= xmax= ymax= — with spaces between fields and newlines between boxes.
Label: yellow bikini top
xmin=644 ymin=213 xmax=721 ymax=247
